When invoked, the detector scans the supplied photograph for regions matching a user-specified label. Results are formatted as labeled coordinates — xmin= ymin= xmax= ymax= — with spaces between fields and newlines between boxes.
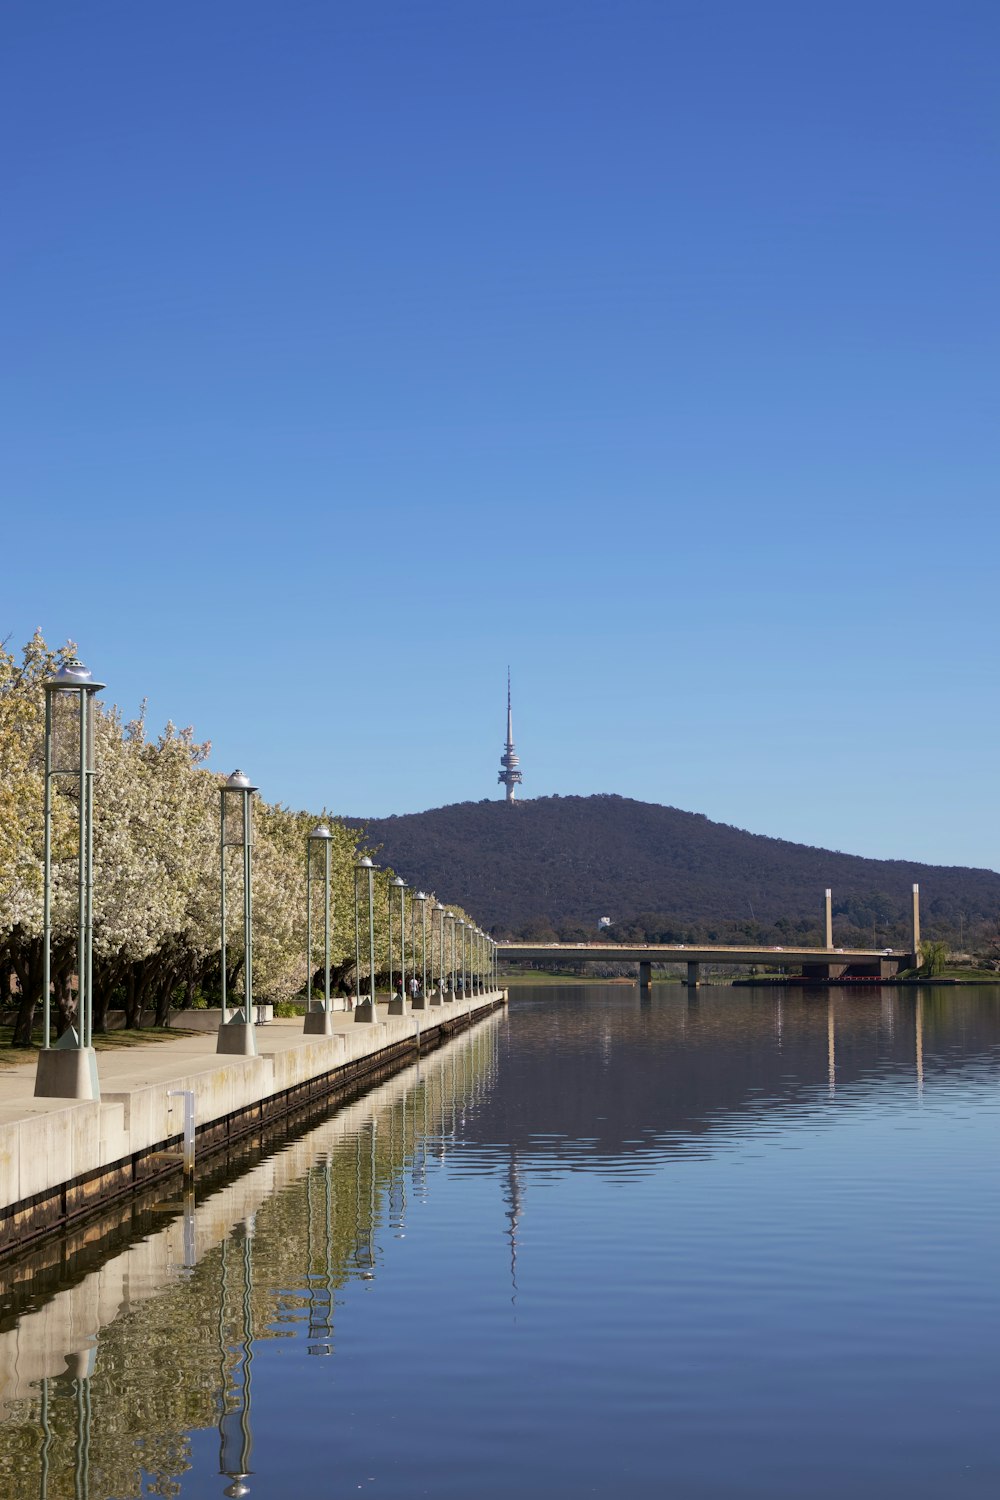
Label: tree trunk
xmin=9 ymin=936 xmax=43 ymax=1047
xmin=92 ymin=982 xmax=111 ymax=1035
xmin=124 ymin=965 xmax=142 ymax=1029
xmin=154 ymin=976 xmax=175 ymax=1029
xmin=11 ymin=995 xmax=37 ymax=1047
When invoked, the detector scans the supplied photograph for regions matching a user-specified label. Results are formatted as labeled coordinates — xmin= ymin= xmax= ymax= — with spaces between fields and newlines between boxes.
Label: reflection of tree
xmin=0 ymin=1023 xmax=499 ymax=1500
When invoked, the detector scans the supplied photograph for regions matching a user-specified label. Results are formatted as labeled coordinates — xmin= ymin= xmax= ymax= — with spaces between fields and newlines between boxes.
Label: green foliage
xmin=919 ymin=940 xmax=949 ymax=977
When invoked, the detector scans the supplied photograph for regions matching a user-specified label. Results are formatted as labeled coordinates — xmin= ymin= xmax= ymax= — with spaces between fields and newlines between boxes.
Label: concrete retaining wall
xmin=0 ymin=992 xmax=505 ymax=1260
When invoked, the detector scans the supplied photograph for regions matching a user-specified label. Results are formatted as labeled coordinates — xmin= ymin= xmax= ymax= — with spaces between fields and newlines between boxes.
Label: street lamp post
xmin=354 ymin=857 xmax=378 ymax=1023
xmin=34 ymin=661 xmax=105 ymax=1101
xmin=218 ymin=770 xmax=259 ymax=1056
xmin=389 ymin=877 xmax=406 ymax=1015
xmin=459 ymin=920 xmax=467 ymax=1002
xmin=412 ymin=892 xmax=428 ymax=1010
xmin=432 ymin=902 xmax=446 ymax=1005
xmin=448 ymin=913 xmax=457 ymax=1001
xmin=304 ymin=824 xmax=334 ymax=1036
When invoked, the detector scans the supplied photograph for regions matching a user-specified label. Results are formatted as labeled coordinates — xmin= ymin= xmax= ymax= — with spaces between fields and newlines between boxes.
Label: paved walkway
xmin=0 ymin=1001 xmax=481 ymax=1122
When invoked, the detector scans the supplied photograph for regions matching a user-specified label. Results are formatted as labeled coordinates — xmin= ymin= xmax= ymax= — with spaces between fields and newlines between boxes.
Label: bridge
xmin=498 ymin=941 xmax=914 ymax=986
xmin=500 ymin=884 xmax=923 ymax=986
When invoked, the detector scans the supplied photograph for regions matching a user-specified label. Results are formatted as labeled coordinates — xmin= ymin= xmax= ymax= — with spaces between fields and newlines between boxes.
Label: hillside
xmin=340 ymin=795 xmax=1000 ymax=949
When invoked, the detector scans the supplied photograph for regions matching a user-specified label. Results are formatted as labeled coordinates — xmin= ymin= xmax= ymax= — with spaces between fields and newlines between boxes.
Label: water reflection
xmin=0 ymin=987 xmax=998 ymax=1500
xmin=0 ymin=1020 xmax=501 ymax=1498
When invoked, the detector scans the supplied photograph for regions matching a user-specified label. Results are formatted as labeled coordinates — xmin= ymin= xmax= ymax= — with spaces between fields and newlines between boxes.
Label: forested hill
xmin=340 ymin=795 xmax=1000 ymax=950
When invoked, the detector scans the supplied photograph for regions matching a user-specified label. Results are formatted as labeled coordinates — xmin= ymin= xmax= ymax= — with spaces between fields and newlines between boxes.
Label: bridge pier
xmin=686 ymin=962 xmax=700 ymax=988
xmin=802 ymin=962 xmax=848 ymax=981
xmin=639 ymin=961 xmax=652 ymax=990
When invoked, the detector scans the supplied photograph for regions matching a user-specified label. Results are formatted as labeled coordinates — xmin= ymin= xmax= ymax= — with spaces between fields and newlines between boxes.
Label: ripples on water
xmin=1 ymin=985 xmax=999 ymax=1499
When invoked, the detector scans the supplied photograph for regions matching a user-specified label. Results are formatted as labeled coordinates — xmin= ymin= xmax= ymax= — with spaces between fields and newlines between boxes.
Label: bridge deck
xmin=499 ymin=942 xmax=906 ymax=968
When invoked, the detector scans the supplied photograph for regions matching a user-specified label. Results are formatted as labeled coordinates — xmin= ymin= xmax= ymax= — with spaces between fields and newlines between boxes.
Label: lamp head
xmin=45 ymin=661 xmax=106 ymax=694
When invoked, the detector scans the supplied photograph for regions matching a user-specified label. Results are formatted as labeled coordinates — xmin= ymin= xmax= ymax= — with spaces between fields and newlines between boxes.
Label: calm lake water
xmin=2 ymin=984 xmax=1000 ymax=1499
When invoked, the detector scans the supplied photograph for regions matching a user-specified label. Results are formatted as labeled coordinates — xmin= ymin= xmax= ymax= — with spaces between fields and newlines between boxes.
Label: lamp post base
xmin=411 ymin=994 xmax=428 ymax=1010
xmin=34 ymin=1037 xmax=100 ymax=1100
xmin=387 ymin=997 xmax=406 ymax=1016
xmin=354 ymin=999 xmax=378 ymax=1023
xmin=303 ymin=1008 xmax=334 ymax=1036
xmin=216 ymin=1014 xmax=257 ymax=1056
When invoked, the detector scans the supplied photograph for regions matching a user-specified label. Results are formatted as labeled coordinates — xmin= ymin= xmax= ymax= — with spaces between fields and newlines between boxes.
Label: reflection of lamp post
xmin=411 ymin=893 xmax=428 ymax=1010
xmin=354 ymin=857 xmax=378 ymax=1023
xmin=389 ymin=877 xmax=406 ymax=1015
xmin=304 ymin=824 xmax=334 ymax=1036
xmin=35 ymin=661 xmax=105 ymax=1101
xmin=219 ymin=1223 xmax=255 ymax=1497
xmin=218 ymin=771 xmax=258 ymax=1056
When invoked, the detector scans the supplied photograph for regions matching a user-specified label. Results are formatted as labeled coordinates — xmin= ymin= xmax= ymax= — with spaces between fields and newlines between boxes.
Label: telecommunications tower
xmin=498 ymin=669 xmax=523 ymax=802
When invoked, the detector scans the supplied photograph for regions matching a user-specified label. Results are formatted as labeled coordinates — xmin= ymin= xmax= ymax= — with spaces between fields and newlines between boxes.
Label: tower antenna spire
xmin=498 ymin=667 xmax=523 ymax=803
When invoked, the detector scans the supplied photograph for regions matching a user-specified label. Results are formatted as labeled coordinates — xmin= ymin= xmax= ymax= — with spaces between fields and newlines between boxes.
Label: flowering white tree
xmin=0 ymin=632 xmax=485 ymax=1042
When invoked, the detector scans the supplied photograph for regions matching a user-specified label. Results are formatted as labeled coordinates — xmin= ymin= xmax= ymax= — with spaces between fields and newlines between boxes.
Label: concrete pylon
xmin=911 ymin=883 xmax=921 ymax=959
xmin=825 ymin=888 xmax=833 ymax=948
xmin=638 ymin=961 xmax=652 ymax=989
xmin=686 ymin=962 xmax=700 ymax=987
xmin=33 ymin=1030 xmax=100 ymax=1100
xmin=217 ymin=1011 xmax=257 ymax=1055
xmin=303 ymin=1005 xmax=333 ymax=1036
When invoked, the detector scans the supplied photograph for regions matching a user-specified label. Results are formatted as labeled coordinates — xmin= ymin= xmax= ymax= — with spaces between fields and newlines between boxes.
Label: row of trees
xmin=0 ymin=633 xmax=477 ymax=1044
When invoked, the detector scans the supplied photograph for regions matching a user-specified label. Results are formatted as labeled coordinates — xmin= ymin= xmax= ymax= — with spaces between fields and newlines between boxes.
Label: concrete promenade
xmin=0 ymin=991 xmax=506 ymax=1258
xmin=0 ymin=1015 xmax=501 ymax=1402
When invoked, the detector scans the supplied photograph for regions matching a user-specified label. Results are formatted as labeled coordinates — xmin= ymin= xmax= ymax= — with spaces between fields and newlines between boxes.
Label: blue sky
xmin=2 ymin=1 xmax=997 ymax=869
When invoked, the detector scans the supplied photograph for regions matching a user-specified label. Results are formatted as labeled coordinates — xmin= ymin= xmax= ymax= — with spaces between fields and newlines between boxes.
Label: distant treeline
xmin=342 ymin=794 xmax=1000 ymax=964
